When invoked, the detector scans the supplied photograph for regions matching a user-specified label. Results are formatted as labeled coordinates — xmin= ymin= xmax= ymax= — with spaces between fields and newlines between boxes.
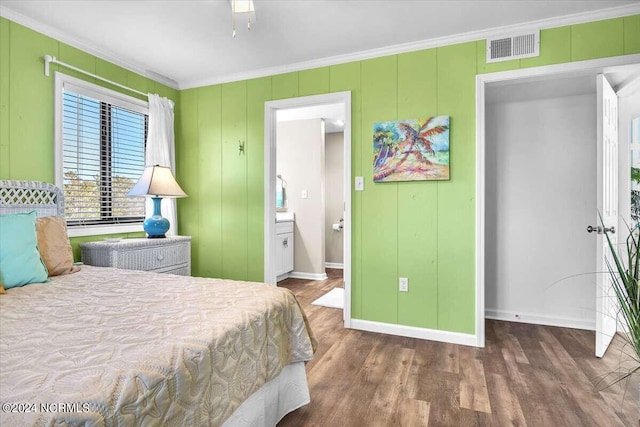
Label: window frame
xmin=54 ymin=72 xmax=149 ymax=237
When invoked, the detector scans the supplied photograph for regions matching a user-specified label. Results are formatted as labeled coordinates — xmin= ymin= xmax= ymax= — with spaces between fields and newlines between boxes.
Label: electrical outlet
xmin=355 ymin=176 xmax=364 ymax=191
xmin=301 ymin=189 xmax=308 ymax=199
xmin=399 ymin=277 xmax=409 ymax=292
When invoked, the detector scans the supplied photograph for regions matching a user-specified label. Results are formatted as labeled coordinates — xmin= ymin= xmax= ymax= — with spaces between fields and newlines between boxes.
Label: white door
xmin=594 ymin=74 xmax=618 ymax=358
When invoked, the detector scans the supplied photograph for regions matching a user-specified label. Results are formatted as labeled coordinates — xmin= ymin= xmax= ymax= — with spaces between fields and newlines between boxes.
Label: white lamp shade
xmin=127 ymin=165 xmax=187 ymax=198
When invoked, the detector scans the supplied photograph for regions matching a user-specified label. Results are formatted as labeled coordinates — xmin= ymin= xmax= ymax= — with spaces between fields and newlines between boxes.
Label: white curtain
xmin=146 ymin=93 xmax=178 ymax=236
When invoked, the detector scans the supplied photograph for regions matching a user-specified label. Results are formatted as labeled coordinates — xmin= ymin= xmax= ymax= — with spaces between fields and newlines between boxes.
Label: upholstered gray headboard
xmin=0 ymin=180 xmax=64 ymax=217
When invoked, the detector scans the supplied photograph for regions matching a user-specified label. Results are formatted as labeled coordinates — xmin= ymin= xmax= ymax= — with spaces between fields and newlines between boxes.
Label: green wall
xmin=0 ymin=17 xmax=178 ymax=260
xmin=176 ymin=15 xmax=640 ymax=334
xmin=2 ymin=14 xmax=639 ymax=334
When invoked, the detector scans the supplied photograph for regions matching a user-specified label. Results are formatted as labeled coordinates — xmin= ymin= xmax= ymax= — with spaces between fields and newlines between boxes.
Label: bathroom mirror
xmin=276 ymin=174 xmax=287 ymax=211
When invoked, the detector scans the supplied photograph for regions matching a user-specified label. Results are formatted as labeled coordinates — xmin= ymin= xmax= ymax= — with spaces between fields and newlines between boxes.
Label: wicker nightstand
xmin=80 ymin=236 xmax=191 ymax=276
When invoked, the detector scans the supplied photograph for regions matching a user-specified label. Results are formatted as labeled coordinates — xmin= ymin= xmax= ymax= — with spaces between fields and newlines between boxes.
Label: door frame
xmin=264 ymin=91 xmax=353 ymax=327
xmin=475 ymin=54 xmax=640 ymax=347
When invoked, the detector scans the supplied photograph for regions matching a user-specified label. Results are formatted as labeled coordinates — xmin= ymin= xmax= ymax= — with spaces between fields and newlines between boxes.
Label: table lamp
xmin=127 ymin=165 xmax=187 ymax=238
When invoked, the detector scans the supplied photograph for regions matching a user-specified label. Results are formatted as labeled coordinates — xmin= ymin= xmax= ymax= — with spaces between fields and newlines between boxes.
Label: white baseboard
xmin=288 ymin=271 xmax=328 ymax=281
xmin=276 ymin=272 xmax=290 ymax=282
xmin=350 ymin=319 xmax=478 ymax=347
xmin=485 ymin=309 xmax=595 ymax=331
xmin=325 ymin=262 xmax=344 ymax=269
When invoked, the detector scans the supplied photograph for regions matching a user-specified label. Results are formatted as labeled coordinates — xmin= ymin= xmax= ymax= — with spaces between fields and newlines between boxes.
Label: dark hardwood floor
xmin=278 ymin=269 xmax=639 ymax=426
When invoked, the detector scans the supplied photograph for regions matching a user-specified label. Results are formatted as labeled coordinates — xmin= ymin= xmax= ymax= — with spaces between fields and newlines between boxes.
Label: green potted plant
xmin=602 ymin=222 xmax=640 ymax=388
xmin=631 ymin=167 xmax=640 ymax=224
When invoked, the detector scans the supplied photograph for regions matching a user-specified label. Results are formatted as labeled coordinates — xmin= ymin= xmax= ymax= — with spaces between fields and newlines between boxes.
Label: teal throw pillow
xmin=0 ymin=211 xmax=49 ymax=288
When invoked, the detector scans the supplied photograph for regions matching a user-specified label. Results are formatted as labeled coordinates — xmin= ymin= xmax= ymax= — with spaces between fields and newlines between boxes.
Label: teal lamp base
xmin=144 ymin=197 xmax=169 ymax=238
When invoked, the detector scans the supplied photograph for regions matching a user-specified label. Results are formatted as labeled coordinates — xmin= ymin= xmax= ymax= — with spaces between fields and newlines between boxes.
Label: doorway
xmin=264 ymin=91 xmax=352 ymax=327
xmin=484 ymin=75 xmax=598 ymax=331
xmin=475 ymin=54 xmax=640 ymax=350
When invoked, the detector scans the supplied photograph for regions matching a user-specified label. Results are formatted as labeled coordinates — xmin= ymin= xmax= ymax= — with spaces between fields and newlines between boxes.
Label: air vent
xmin=486 ymin=31 xmax=539 ymax=63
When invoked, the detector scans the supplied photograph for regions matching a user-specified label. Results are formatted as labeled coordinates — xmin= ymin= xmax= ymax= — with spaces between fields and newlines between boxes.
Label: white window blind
xmin=55 ymin=73 xmax=149 ymax=230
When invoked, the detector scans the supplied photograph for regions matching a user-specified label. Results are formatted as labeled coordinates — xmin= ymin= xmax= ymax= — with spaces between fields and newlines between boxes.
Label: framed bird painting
xmin=372 ymin=116 xmax=450 ymax=182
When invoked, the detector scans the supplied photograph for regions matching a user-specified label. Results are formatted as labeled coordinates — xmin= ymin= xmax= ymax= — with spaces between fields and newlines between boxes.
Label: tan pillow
xmin=0 ymin=282 xmax=6 ymax=294
xmin=35 ymin=216 xmax=80 ymax=277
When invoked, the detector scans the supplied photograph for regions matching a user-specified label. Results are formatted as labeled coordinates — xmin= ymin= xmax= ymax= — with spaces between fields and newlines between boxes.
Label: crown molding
xmin=0 ymin=6 xmax=179 ymax=90
xmin=181 ymin=3 xmax=640 ymax=89
xmin=1 ymin=3 xmax=638 ymax=91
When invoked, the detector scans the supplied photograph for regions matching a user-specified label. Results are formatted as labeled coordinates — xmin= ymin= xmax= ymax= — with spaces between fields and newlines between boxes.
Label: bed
xmin=0 ymin=180 xmax=316 ymax=427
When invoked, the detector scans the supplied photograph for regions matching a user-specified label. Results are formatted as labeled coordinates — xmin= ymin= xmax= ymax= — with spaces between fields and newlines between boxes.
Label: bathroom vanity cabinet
xmin=275 ymin=220 xmax=294 ymax=279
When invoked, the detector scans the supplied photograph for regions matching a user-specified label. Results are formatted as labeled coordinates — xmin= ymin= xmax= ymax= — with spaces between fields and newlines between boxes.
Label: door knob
xmin=586 ymin=225 xmax=615 ymax=234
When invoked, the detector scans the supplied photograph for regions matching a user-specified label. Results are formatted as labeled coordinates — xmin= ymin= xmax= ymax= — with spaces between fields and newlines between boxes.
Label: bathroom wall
xmin=277 ymin=118 xmax=326 ymax=276
xmin=325 ymin=132 xmax=344 ymax=266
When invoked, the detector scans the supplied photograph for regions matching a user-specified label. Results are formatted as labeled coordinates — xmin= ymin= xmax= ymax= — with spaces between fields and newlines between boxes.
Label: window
xmin=55 ymin=73 xmax=149 ymax=236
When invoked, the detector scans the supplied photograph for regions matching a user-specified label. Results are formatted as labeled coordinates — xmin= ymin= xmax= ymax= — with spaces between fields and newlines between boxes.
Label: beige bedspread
xmin=0 ymin=266 xmax=316 ymax=426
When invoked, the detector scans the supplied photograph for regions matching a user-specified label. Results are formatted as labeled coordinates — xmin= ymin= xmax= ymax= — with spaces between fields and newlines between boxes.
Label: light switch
xmin=355 ymin=176 xmax=364 ymax=191
xmin=301 ymin=189 xmax=308 ymax=199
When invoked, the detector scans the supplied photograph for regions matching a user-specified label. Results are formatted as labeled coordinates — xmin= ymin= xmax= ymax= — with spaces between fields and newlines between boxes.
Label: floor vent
xmin=487 ymin=31 xmax=539 ymax=63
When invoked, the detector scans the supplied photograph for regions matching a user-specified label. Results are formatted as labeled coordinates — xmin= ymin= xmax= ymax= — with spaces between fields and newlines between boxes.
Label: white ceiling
xmin=1 ymin=1 xmax=639 ymax=89
xmin=278 ymin=103 xmax=345 ymax=133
